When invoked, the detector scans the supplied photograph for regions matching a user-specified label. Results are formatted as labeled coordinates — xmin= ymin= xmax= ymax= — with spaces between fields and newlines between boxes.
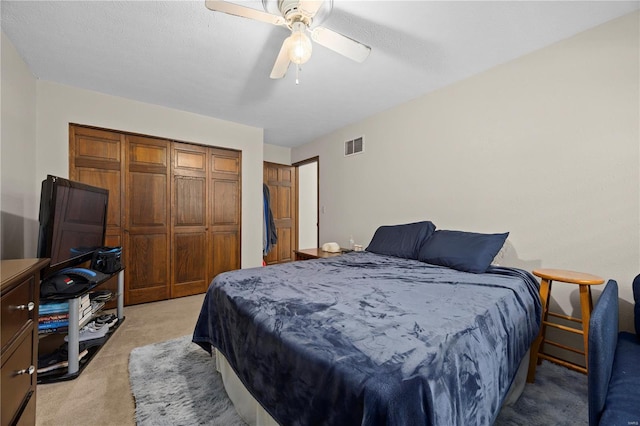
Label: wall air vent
xmin=344 ymin=136 xmax=364 ymax=157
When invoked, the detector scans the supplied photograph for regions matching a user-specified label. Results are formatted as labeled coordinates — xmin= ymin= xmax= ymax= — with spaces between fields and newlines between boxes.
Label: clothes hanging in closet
xmin=263 ymin=184 xmax=277 ymax=255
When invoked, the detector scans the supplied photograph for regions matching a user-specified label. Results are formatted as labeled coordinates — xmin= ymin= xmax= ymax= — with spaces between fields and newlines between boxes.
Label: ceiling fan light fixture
xmin=206 ymin=0 xmax=370 ymax=79
xmin=286 ymin=22 xmax=312 ymax=65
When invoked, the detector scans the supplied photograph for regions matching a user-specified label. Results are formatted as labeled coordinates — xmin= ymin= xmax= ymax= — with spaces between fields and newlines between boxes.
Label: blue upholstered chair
xmin=588 ymin=275 xmax=640 ymax=425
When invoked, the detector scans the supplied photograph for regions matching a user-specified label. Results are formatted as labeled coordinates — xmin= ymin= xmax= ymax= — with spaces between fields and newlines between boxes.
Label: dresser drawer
xmin=1 ymin=275 xmax=36 ymax=351
xmin=1 ymin=328 xmax=36 ymax=426
xmin=14 ymin=389 xmax=36 ymax=426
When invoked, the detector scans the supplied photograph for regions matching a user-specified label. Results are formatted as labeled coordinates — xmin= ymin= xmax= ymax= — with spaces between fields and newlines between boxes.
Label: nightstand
xmin=294 ymin=248 xmax=345 ymax=261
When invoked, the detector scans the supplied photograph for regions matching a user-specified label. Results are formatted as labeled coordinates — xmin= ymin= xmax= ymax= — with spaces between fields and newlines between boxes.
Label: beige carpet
xmin=36 ymin=293 xmax=206 ymax=426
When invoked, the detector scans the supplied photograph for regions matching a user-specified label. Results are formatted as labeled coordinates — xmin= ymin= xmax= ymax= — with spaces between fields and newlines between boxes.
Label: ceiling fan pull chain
xmin=296 ymin=64 xmax=301 ymax=85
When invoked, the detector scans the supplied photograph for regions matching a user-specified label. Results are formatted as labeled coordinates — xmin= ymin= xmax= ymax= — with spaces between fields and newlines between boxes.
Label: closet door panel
xmin=277 ymin=227 xmax=293 ymax=262
xmin=127 ymin=234 xmax=168 ymax=288
xmin=208 ymin=149 xmax=241 ymax=282
xmin=128 ymin=147 xmax=167 ymax=173
xmin=211 ymin=180 xmax=239 ymax=225
xmin=277 ymin=185 xmax=292 ymax=220
xmin=70 ymin=125 xmax=125 ymax=310
xmin=129 ymin=173 xmax=167 ymax=227
xmin=173 ymin=232 xmax=207 ymax=297
xmin=276 ymin=184 xmax=293 ymax=263
xmin=211 ymin=152 xmax=239 ymax=175
xmin=75 ymin=169 xmax=121 ymax=229
xmin=104 ymin=234 xmax=121 ymax=247
xmin=70 ymin=126 xmax=121 ymax=171
xmin=175 ymin=177 xmax=205 ymax=226
xmin=175 ymin=149 xmax=206 ymax=173
xmin=125 ymin=135 xmax=170 ymax=305
xmin=209 ymin=230 xmax=240 ymax=279
xmin=125 ymin=233 xmax=169 ymax=304
xmin=70 ymin=126 xmax=124 ymax=245
xmin=171 ymin=142 xmax=209 ymax=297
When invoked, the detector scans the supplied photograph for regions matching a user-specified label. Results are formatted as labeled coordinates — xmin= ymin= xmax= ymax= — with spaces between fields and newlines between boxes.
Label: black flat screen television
xmin=37 ymin=175 xmax=109 ymax=278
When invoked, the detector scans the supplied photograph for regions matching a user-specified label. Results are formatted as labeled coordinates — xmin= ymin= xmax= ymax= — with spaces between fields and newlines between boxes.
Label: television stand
xmin=38 ymin=269 xmax=124 ymax=383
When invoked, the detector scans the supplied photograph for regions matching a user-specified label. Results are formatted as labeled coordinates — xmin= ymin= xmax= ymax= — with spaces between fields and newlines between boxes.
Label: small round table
xmin=526 ymin=268 xmax=604 ymax=383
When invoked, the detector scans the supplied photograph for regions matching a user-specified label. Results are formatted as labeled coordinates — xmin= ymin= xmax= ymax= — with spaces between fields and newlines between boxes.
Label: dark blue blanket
xmin=193 ymin=252 xmax=541 ymax=425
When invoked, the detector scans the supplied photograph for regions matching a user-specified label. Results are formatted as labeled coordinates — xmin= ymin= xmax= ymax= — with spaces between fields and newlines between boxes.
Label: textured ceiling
xmin=2 ymin=1 xmax=638 ymax=147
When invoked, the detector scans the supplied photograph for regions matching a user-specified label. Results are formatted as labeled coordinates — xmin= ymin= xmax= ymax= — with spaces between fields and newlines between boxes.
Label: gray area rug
xmin=129 ymin=335 xmax=588 ymax=425
xmin=129 ymin=335 xmax=245 ymax=426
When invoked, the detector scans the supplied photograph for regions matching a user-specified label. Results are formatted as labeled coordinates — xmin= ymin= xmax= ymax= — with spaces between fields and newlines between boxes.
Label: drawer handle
xmin=12 ymin=302 xmax=35 ymax=311
xmin=15 ymin=365 xmax=35 ymax=376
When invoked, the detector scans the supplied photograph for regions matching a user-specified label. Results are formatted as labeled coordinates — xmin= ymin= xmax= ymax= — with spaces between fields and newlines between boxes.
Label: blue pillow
xmin=633 ymin=274 xmax=640 ymax=340
xmin=417 ymin=230 xmax=509 ymax=273
xmin=366 ymin=221 xmax=436 ymax=259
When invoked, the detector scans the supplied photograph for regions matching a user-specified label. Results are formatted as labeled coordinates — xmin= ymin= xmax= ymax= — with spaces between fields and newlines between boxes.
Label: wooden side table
xmin=294 ymin=248 xmax=345 ymax=261
xmin=527 ymin=268 xmax=604 ymax=382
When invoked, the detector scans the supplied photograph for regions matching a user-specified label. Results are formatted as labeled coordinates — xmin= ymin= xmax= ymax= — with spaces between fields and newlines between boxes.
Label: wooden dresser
xmin=1 ymin=258 xmax=49 ymax=426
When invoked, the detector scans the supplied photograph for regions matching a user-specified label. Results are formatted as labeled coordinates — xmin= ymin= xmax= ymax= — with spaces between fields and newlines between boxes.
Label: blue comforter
xmin=193 ymin=252 xmax=541 ymax=425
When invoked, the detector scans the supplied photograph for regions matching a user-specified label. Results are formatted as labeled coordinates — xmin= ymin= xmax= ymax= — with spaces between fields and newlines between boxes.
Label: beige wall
xmin=293 ymin=12 xmax=640 ymax=330
xmin=264 ymin=143 xmax=291 ymax=165
xmin=1 ymin=29 xmax=265 ymax=268
xmin=1 ymin=32 xmax=38 ymax=259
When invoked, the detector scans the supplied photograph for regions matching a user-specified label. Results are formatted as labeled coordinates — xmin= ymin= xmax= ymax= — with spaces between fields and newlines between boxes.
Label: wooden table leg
xmin=537 ymin=280 xmax=552 ymax=365
xmin=579 ymin=284 xmax=592 ymax=370
xmin=527 ymin=278 xmax=551 ymax=383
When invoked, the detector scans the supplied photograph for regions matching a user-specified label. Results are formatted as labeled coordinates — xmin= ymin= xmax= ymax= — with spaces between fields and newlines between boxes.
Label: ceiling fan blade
xmin=205 ymin=0 xmax=285 ymax=26
xmin=298 ymin=0 xmax=323 ymax=17
xmin=311 ymin=27 xmax=371 ymax=63
xmin=270 ymin=39 xmax=291 ymax=79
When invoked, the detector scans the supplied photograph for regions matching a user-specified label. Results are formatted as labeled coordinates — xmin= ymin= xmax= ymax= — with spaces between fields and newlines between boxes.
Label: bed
xmin=193 ymin=224 xmax=541 ymax=425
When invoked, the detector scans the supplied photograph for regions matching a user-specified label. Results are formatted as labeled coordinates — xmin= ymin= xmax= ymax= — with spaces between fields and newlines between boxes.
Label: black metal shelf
xmin=37 ymin=269 xmax=124 ymax=384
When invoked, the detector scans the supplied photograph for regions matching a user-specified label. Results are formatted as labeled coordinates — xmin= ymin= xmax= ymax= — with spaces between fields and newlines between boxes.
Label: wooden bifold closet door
xmin=170 ymin=143 xmax=241 ymax=298
xmin=125 ymin=135 xmax=171 ymax=304
xmin=171 ymin=142 xmax=208 ymax=299
xmin=70 ymin=125 xmax=241 ymax=305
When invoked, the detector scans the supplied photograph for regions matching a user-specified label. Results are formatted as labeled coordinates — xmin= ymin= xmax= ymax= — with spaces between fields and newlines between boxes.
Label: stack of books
xmin=39 ymin=294 xmax=92 ymax=334
xmin=39 ymin=301 xmax=69 ymax=333
xmin=79 ymin=294 xmax=92 ymax=324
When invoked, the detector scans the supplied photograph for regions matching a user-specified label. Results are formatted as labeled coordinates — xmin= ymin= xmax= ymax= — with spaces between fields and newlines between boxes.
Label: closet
xmin=69 ymin=124 xmax=241 ymax=305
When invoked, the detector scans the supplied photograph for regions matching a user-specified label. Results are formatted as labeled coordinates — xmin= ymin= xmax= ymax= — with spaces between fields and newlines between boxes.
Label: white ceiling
xmin=2 ymin=1 xmax=638 ymax=147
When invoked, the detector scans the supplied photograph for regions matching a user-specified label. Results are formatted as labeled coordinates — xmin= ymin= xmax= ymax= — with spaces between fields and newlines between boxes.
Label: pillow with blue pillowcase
xmin=366 ymin=221 xmax=436 ymax=260
xmin=417 ymin=230 xmax=509 ymax=273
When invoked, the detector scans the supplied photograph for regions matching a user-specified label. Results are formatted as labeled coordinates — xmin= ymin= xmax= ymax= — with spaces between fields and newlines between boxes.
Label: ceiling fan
xmin=205 ymin=0 xmax=371 ymax=79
